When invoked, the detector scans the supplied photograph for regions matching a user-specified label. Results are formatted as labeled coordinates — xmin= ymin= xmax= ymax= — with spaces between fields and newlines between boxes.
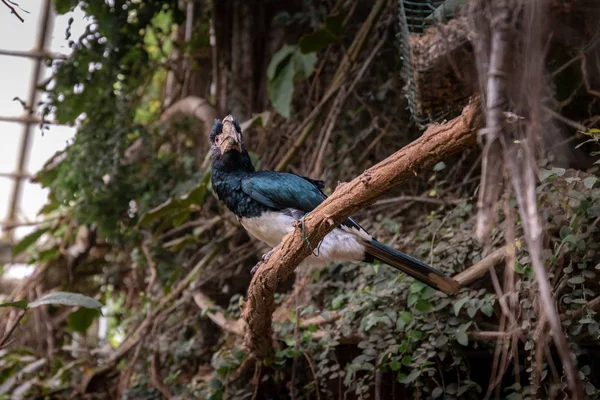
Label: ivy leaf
xmin=389 ymin=359 xmax=401 ymax=371
xmin=68 ymin=307 xmax=100 ymax=333
xmin=480 ymin=302 xmax=494 ymax=317
xmin=397 ymin=369 xmax=420 ymax=384
xmin=539 ymin=167 xmax=565 ymax=181
xmin=12 ymin=227 xmax=50 ymax=256
xmin=455 ymin=322 xmax=472 ymax=346
xmin=583 ymin=176 xmax=597 ymax=189
xmin=435 ymin=334 xmax=448 ymax=348
xmin=0 ymin=299 xmax=28 ymax=310
xmin=138 ymin=172 xmax=211 ymax=227
xmin=331 ymin=294 xmax=346 ymax=310
xmin=29 ymin=292 xmax=103 ymax=311
xmin=568 ymin=276 xmax=585 ymax=285
xmin=415 ymin=299 xmax=432 ymax=313
xmin=453 ymin=296 xmax=470 ymax=316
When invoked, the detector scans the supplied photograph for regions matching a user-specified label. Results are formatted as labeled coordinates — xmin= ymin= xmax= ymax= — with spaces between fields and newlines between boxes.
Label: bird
xmin=210 ymin=115 xmax=460 ymax=295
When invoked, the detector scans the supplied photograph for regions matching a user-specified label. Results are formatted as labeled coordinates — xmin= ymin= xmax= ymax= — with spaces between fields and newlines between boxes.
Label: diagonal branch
xmin=1 ymin=0 xmax=24 ymax=23
xmin=242 ymin=99 xmax=483 ymax=359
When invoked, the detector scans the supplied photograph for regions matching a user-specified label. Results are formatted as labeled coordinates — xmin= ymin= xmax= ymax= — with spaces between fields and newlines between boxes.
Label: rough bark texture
xmin=242 ymin=99 xmax=483 ymax=359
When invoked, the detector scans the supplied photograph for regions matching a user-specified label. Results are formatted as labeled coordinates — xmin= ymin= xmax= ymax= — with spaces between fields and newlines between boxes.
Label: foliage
xmin=267 ymin=45 xmax=317 ymax=118
xmin=1 ymin=1 xmax=599 ymax=399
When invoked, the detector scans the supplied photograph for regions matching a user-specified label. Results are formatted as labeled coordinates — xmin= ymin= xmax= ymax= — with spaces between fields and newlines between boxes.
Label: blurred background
xmin=0 ymin=1 xmax=599 ymax=399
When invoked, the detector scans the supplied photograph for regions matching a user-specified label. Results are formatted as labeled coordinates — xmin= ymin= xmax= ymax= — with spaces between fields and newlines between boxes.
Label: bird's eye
xmin=215 ymin=136 xmax=220 ymax=145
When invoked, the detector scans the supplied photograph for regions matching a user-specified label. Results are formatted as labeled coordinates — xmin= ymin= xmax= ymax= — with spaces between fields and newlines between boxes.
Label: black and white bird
xmin=210 ymin=115 xmax=460 ymax=295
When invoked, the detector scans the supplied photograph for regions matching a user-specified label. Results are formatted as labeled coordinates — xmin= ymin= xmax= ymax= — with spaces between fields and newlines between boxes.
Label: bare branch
xmin=242 ymin=99 xmax=483 ymax=359
xmin=1 ymin=0 xmax=24 ymax=23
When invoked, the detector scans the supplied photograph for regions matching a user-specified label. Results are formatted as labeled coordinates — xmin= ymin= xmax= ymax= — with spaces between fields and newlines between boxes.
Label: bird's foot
xmin=251 ymin=248 xmax=276 ymax=275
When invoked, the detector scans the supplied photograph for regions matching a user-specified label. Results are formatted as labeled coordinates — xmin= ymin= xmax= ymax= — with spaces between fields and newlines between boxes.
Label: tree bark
xmin=242 ymin=98 xmax=483 ymax=359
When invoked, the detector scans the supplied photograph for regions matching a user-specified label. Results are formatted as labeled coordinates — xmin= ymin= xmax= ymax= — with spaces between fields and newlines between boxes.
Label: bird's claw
xmin=251 ymin=248 xmax=276 ymax=275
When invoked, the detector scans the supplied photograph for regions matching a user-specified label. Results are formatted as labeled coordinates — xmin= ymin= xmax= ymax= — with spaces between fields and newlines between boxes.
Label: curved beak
xmin=220 ymin=115 xmax=242 ymax=154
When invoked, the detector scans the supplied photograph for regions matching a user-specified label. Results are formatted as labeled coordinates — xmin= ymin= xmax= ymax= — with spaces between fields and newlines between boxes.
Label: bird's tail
xmin=363 ymin=239 xmax=460 ymax=295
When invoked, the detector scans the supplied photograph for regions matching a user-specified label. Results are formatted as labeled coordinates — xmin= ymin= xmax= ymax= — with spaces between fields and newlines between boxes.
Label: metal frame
xmin=1 ymin=0 xmax=53 ymax=239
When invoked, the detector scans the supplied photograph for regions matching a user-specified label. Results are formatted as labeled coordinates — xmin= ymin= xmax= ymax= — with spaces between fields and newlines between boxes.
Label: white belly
xmin=240 ymin=211 xmax=366 ymax=266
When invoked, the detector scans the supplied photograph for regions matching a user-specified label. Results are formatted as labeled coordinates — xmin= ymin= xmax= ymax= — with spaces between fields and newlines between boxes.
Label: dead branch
xmin=560 ymin=296 xmax=600 ymax=321
xmin=469 ymin=0 xmax=584 ymax=396
xmin=275 ymin=0 xmax=388 ymax=172
xmin=193 ymin=289 xmax=340 ymax=338
xmin=159 ymin=96 xmax=218 ymax=131
xmin=193 ymin=291 xmax=245 ymax=336
xmin=242 ymin=99 xmax=483 ymax=359
xmin=453 ymin=245 xmax=508 ymax=287
xmin=141 ymin=242 xmax=158 ymax=294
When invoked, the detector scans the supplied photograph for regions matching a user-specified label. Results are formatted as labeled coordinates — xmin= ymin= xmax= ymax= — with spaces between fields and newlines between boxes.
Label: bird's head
xmin=210 ymin=115 xmax=243 ymax=158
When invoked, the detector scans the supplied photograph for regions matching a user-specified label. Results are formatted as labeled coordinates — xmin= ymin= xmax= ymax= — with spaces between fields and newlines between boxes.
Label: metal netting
xmin=398 ymin=0 xmax=474 ymax=127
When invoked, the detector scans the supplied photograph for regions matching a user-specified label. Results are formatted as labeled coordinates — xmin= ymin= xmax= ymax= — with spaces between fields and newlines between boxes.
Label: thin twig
xmin=141 ymin=242 xmax=157 ymax=295
xmin=1 ymin=0 xmax=25 ymax=22
xmin=303 ymin=352 xmax=321 ymax=400
xmin=150 ymin=341 xmax=172 ymax=399
xmin=0 ymin=309 xmax=25 ymax=348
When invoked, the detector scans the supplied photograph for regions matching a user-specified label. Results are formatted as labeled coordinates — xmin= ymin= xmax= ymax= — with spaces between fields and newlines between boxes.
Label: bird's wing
xmin=241 ymin=171 xmax=326 ymax=212
xmin=241 ymin=171 xmax=371 ymax=237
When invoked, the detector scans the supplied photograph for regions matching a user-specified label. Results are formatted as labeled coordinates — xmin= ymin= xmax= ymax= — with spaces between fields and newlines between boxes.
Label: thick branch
xmin=242 ymin=99 xmax=483 ymax=359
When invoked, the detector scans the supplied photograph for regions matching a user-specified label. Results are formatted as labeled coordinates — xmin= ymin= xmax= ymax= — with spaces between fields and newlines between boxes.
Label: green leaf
xmin=453 ymin=296 xmax=470 ymax=316
xmin=397 ymin=369 xmax=420 ymax=384
xmin=29 ymin=292 xmax=103 ymax=310
xmin=389 ymin=359 xmax=401 ymax=371
xmin=12 ymin=227 xmax=50 ymax=256
xmin=298 ymin=30 xmax=337 ymax=53
xmin=480 ymin=302 xmax=494 ymax=317
xmin=67 ymin=307 xmax=100 ymax=333
xmin=455 ymin=322 xmax=472 ymax=346
xmin=0 ymin=299 xmax=28 ymax=310
xmin=55 ymin=0 xmax=79 ymax=14
xmin=559 ymin=226 xmax=572 ymax=239
xmin=568 ymin=276 xmax=585 ymax=285
xmin=293 ymin=51 xmax=317 ymax=79
xmin=583 ymin=176 xmax=597 ymax=189
xmin=539 ymin=167 xmax=565 ymax=181
xmin=239 ymin=112 xmax=271 ymax=132
xmin=435 ymin=335 xmax=448 ymax=348
xmin=331 ymin=294 xmax=346 ymax=310
xmin=410 ymin=281 xmax=427 ymax=293
xmin=267 ymin=45 xmax=296 ymax=80
xmin=433 ymin=161 xmax=446 ymax=172
xmin=268 ymin=53 xmax=295 ymax=118
xmin=415 ymin=299 xmax=432 ymax=313
xmin=325 ymin=14 xmax=344 ymax=36
xmin=138 ymin=172 xmax=211 ymax=227
xmin=432 ymin=387 xmax=444 ymax=398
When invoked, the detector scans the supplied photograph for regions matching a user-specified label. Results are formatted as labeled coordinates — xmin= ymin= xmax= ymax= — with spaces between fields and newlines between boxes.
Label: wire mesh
xmin=398 ymin=0 xmax=473 ymax=127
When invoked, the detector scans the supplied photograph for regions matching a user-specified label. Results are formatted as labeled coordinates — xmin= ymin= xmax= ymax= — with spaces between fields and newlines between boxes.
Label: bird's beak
xmin=220 ymin=115 xmax=242 ymax=154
